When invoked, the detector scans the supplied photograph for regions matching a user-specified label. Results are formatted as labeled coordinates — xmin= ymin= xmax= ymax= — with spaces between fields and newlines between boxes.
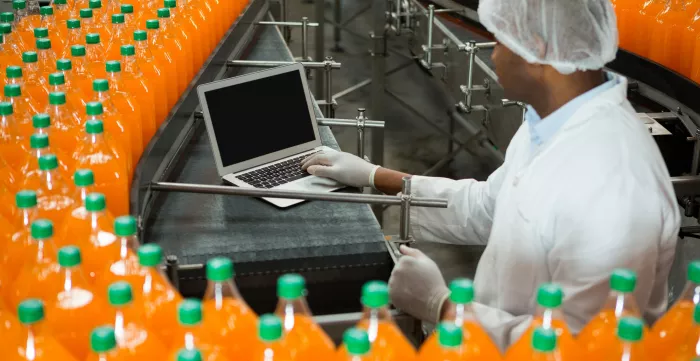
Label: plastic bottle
xmin=51 ymin=0 xmax=73 ymax=25
xmin=69 ymin=45 xmax=95 ymax=100
xmin=133 ymin=29 xmax=170 ymax=124
xmin=8 ymin=219 xmax=63 ymax=309
xmin=340 ymin=328 xmax=373 ymax=361
xmin=88 ymin=0 xmax=108 ymax=24
xmin=92 ymin=79 xmax=141 ymax=164
xmin=62 ymin=19 xmax=84 ymax=58
xmin=86 ymin=327 xmax=123 ymax=361
xmin=35 ymin=153 xmax=76 ymax=227
xmin=630 ymin=0 xmax=666 ymax=57
xmin=36 ymin=39 xmax=59 ymax=81
xmin=107 ymin=281 xmax=170 ymax=361
xmin=12 ymin=299 xmax=79 ymax=361
xmin=45 ymin=91 xmax=82 ymax=150
xmin=45 ymin=246 xmax=111 ymax=360
xmin=249 ymin=315 xmax=292 ymax=361
xmin=664 ymin=303 xmax=700 ymax=361
xmin=202 ymin=258 xmax=258 ymax=356
xmin=145 ymin=19 xmax=183 ymax=96
xmin=354 ymin=281 xmax=416 ymax=361
xmin=164 ymin=0 xmax=203 ymax=69
xmin=682 ymin=9 xmax=700 ymax=78
xmin=105 ymin=61 xmax=150 ymax=147
xmin=0 ymin=32 xmax=22 ymax=68
xmin=505 ymin=283 xmax=580 ymax=360
xmin=19 ymin=133 xmax=72 ymax=189
xmin=195 ymin=0 xmax=221 ymax=43
xmin=71 ymin=168 xmax=95 ymax=204
xmin=48 ymin=71 xmax=83 ymax=120
xmin=85 ymin=33 xmax=106 ymax=80
xmin=120 ymin=4 xmax=137 ymax=34
xmin=648 ymin=261 xmax=700 ymax=357
xmin=105 ymin=14 xmax=130 ymax=62
xmin=170 ymin=299 xmax=229 ymax=361
xmin=419 ymin=279 xmax=501 ymax=359
xmin=649 ymin=0 xmax=689 ymax=71
xmin=1 ymin=190 xmax=38 ymax=282
xmin=39 ymin=6 xmax=66 ymax=55
xmin=80 ymin=9 xmax=110 ymax=48
xmin=273 ymin=273 xmax=333 ymax=361
xmin=84 ymin=100 xmax=132 ymax=172
xmin=418 ymin=323 xmax=468 ymax=361
xmin=602 ymin=317 xmax=646 ymax=361
xmin=179 ymin=0 xmax=214 ymax=55
xmin=157 ymin=8 xmax=194 ymax=82
xmin=0 ymin=20 xmax=27 ymax=60
xmin=578 ymin=269 xmax=647 ymax=359
xmin=21 ymin=51 xmax=50 ymax=110
xmin=4 ymin=83 xmax=37 ymax=139
xmin=12 ymin=0 xmax=39 ymax=51
xmin=0 ymin=101 xmax=28 ymax=168
xmin=120 ymin=44 xmax=157 ymax=145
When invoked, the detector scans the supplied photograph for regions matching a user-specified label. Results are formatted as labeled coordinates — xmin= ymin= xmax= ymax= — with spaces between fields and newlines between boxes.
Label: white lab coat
xmin=409 ymin=74 xmax=681 ymax=350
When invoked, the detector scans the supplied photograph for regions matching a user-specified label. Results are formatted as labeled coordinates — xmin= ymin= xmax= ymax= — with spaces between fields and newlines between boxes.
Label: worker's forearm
xmin=373 ymin=167 xmax=411 ymax=195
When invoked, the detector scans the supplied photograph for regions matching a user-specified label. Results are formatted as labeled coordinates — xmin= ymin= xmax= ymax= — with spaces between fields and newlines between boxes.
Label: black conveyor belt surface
xmin=144 ymin=22 xmax=392 ymax=314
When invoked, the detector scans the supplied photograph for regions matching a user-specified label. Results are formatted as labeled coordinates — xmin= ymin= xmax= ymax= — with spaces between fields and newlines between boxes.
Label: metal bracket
xmin=456 ymin=41 xmax=494 ymax=113
xmin=502 ymin=99 xmax=528 ymax=123
xmin=387 ymin=0 xmax=418 ymax=35
xmin=323 ymin=56 xmax=337 ymax=118
xmin=356 ymin=108 xmax=368 ymax=160
xmin=398 ymin=176 xmax=415 ymax=243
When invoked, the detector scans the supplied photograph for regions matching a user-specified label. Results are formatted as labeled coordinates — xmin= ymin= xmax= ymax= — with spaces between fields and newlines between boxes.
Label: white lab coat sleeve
xmin=409 ymin=164 xmax=507 ymax=246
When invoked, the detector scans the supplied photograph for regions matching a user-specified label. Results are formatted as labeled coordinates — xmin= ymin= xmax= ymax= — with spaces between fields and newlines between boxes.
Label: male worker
xmin=301 ymin=0 xmax=680 ymax=349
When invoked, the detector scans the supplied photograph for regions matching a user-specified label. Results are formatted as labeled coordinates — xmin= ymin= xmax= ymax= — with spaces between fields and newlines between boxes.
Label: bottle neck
xmin=276 ymin=297 xmax=312 ymax=331
xmin=0 ymin=114 xmax=18 ymax=132
xmin=14 ymin=8 xmax=28 ymax=22
xmin=122 ymin=55 xmax=141 ymax=74
xmin=19 ymin=208 xmax=37 ymax=228
xmin=86 ymin=43 xmax=102 ymax=58
xmin=361 ymin=306 xmax=394 ymax=343
xmin=147 ymin=28 xmax=163 ymax=45
xmin=72 ymin=56 xmax=87 ymax=72
xmin=67 ymin=28 xmax=81 ymax=42
xmin=86 ymin=131 xmax=106 ymax=145
xmin=38 ymin=48 xmax=54 ymax=59
xmin=442 ymin=302 xmax=477 ymax=326
xmin=95 ymin=90 xmax=110 ymax=102
xmin=31 ymin=146 xmax=50 ymax=160
xmin=24 ymin=63 xmax=39 ymax=76
xmin=40 ymin=15 xmax=56 ymax=27
xmin=606 ymin=291 xmax=640 ymax=318
xmin=50 ymin=84 xmax=66 ymax=93
xmin=22 ymin=324 xmax=39 ymax=358
xmin=61 ymin=266 xmax=80 ymax=291
xmin=34 ymin=238 xmax=52 ymax=262
xmin=681 ymin=281 xmax=700 ymax=304
xmin=76 ymin=185 xmax=92 ymax=204
xmin=112 ymin=23 xmax=125 ymax=35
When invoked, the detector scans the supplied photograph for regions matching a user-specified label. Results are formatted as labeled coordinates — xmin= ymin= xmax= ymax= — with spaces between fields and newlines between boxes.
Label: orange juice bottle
xmin=180 ymin=0 xmax=214 ymax=55
xmin=119 ymin=4 xmax=136 ymax=32
xmin=0 ymin=100 xmax=28 ymax=168
xmin=192 ymin=0 xmax=220 ymax=42
xmin=105 ymin=61 xmax=150 ymax=147
xmin=88 ymin=0 xmax=110 ymax=30
xmin=339 ymin=328 xmax=373 ymax=361
xmin=51 ymin=0 xmax=73 ymax=26
xmin=133 ymin=30 xmax=171 ymax=124
xmin=419 ymin=279 xmax=501 ymax=360
xmin=120 ymin=44 xmax=157 ymax=144
xmin=80 ymin=8 xmax=110 ymax=48
xmin=649 ymin=0 xmax=689 ymax=71
xmin=39 ymin=6 xmax=66 ymax=55
xmin=157 ymin=8 xmax=194 ymax=82
xmin=682 ymin=8 xmax=700 ymax=78
xmin=0 ymin=19 xmax=27 ymax=60
xmin=578 ymin=269 xmax=647 ymax=359
xmin=19 ymin=133 xmax=72 ymax=190
xmin=45 ymin=91 xmax=82 ymax=150
xmin=105 ymin=14 xmax=129 ymax=62
xmin=36 ymin=38 xmax=58 ymax=78
xmin=96 ymin=215 xmax=141 ymax=291
xmin=601 ymin=318 xmax=646 ymax=361
xmin=69 ymin=45 xmax=95 ymax=100
xmin=12 ymin=0 xmax=40 ymax=52
xmin=35 ymin=153 xmax=76 ymax=227
xmin=107 ymin=281 xmax=169 ymax=361
xmin=85 ymin=33 xmax=106 ymax=80
xmin=48 ymin=71 xmax=83 ymax=119
xmin=4 ymin=65 xmax=24 ymax=88
xmin=202 ymin=258 xmax=258 ymax=354
xmin=62 ymin=19 xmax=84 ymax=58
xmin=8 ymin=219 xmax=63 ymax=308
xmin=1 ymin=190 xmax=38 ymax=282
xmin=647 ymin=261 xmax=700 ymax=357
xmin=418 ymin=323 xmax=468 ymax=361
xmin=4 ymin=83 xmax=37 ymax=139
xmin=273 ymin=273 xmax=333 ymax=361
xmin=145 ymin=19 xmax=184 ymax=96
xmin=70 ymin=168 xmax=95 ymax=204
xmin=354 ymin=281 xmax=416 ymax=361
xmin=170 ymin=299 xmax=229 ymax=361
xmin=32 ymin=112 xmax=51 ymax=134
xmin=46 ymin=246 xmax=111 ymax=360
xmin=505 ymin=283 xmax=580 ymax=360
xmin=22 ymin=51 xmax=50 ymax=110
xmin=164 ymin=0 xmax=204 ymax=69
xmin=12 ymin=299 xmax=80 ymax=361
xmin=0 ymin=32 xmax=23 ymax=69
xmin=70 ymin=118 xmax=130 ymax=215
xmin=664 ymin=303 xmax=700 ymax=361
xmin=87 ymin=327 xmax=123 ymax=361
xmin=506 ymin=327 xmax=561 ymax=361
xmin=631 ymin=0 xmax=666 ymax=57
xmin=249 ymin=315 xmax=292 ymax=361
xmin=92 ymin=79 xmax=141 ymax=165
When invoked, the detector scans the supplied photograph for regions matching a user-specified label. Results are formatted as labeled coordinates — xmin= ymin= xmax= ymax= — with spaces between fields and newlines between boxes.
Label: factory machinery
xmin=130 ymin=0 xmax=700 ymax=342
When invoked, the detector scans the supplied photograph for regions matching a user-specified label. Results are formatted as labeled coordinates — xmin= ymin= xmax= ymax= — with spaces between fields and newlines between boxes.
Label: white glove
xmin=301 ymin=150 xmax=380 ymax=188
xmin=389 ymin=246 xmax=450 ymax=323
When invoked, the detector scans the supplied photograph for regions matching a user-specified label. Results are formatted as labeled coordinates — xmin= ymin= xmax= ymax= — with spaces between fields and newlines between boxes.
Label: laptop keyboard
xmin=235 ymin=153 xmax=316 ymax=189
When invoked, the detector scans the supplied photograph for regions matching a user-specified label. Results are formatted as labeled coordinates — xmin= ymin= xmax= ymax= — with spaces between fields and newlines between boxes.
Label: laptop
xmin=196 ymin=63 xmax=343 ymax=208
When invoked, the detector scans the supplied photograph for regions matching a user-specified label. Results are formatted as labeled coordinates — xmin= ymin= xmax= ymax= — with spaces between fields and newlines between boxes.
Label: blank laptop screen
xmin=204 ymin=70 xmax=316 ymax=167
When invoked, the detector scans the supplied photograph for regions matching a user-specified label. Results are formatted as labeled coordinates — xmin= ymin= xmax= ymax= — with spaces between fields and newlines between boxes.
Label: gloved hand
xmin=301 ymin=150 xmax=380 ymax=188
xmin=389 ymin=246 xmax=450 ymax=323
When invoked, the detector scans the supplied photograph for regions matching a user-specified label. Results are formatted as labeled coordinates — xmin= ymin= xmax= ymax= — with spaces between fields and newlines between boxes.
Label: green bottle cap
xmin=6 ymin=66 xmax=21 ymax=78
xmin=688 ymin=261 xmax=700 ymax=283
xmin=31 ymin=219 xmax=53 ymax=240
xmin=67 ymin=18 xmax=80 ymax=29
xmin=0 ymin=12 xmax=14 ymax=23
xmin=112 ymin=13 xmax=124 ymax=24
xmin=157 ymin=8 xmax=170 ymax=18
xmin=0 ymin=101 xmax=13 ymax=116
xmin=15 ymin=190 xmax=37 ymax=209
xmin=91 ymin=327 xmax=117 ymax=353
xmin=86 ymin=33 xmax=100 ymax=44
xmin=108 ymin=281 xmax=133 ymax=306
xmin=89 ymin=0 xmax=102 ymax=9
xmin=258 ymin=314 xmax=283 ymax=342
xmin=80 ymin=8 xmax=93 ymax=18
xmin=71 ymin=44 xmax=86 ymax=56
xmin=0 ymin=33 xmax=3 ymax=43
xmin=0 ymin=23 xmax=10 ymax=35
xmin=164 ymin=0 xmax=176 ymax=8
xmin=74 ymin=169 xmax=94 ymax=187
xmin=178 ymin=299 xmax=203 ymax=326
xmin=85 ymin=119 xmax=103 ymax=134
xmin=120 ymin=4 xmax=134 ymax=14
xmin=343 ymin=328 xmax=370 ymax=356
xmin=49 ymin=72 xmax=65 ymax=85
xmin=54 ymin=0 xmax=67 ymax=5
xmin=4 ymin=83 xmax=20 ymax=97
xmin=146 ymin=19 xmax=159 ymax=29
xmin=93 ymin=79 xmax=109 ymax=92
xmin=206 ymin=257 xmax=234 ymax=281
xmin=85 ymin=193 xmax=106 ymax=212
xmin=138 ymin=244 xmax=163 ymax=267
xmin=133 ymin=30 xmax=147 ymax=41
xmin=610 ymin=269 xmax=637 ymax=293
xmin=40 ymin=6 xmax=53 ymax=16
xmin=30 ymin=133 xmax=49 ymax=149
xmin=36 ymin=38 xmax=51 ymax=50
xmin=12 ymin=0 xmax=26 ymax=10
xmin=177 ymin=349 xmax=203 ymax=361
xmin=86 ymin=101 xmax=103 ymax=116
xmin=532 ymin=327 xmax=557 ymax=352
xmin=58 ymin=246 xmax=81 ymax=267
xmin=437 ymin=322 xmax=463 ymax=348
xmin=17 ymin=299 xmax=44 ymax=324
xmin=694 ymin=303 xmax=700 ymax=324
xmin=33 ymin=113 xmax=50 ymax=129
xmin=120 ymin=44 xmax=135 ymax=56
xmin=57 ymin=58 xmax=72 ymax=71
xmin=34 ymin=27 xmax=48 ymax=38
xmin=536 ymin=283 xmax=563 ymax=309
xmin=38 ymin=153 xmax=58 ymax=171
xmin=277 ymin=274 xmax=305 ymax=299
xmin=49 ymin=92 xmax=66 ymax=105
xmin=449 ymin=278 xmax=474 ymax=304
xmin=114 ymin=215 xmax=137 ymax=237
xmin=105 ymin=60 xmax=121 ymax=72
xmin=361 ymin=280 xmax=389 ymax=308
xmin=617 ymin=317 xmax=644 ymax=342
xmin=22 ymin=51 xmax=38 ymax=63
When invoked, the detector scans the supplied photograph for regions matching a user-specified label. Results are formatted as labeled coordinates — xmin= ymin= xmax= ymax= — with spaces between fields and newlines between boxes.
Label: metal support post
xmin=324 ymin=56 xmax=335 ymax=118
xmin=421 ymin=5 xmax=435 ymax=69
xmin=333 ymin=0 xmax=343 ymax=52
xmin=398 ymin=177 xmax=413 ymax=242
xmin=315 ymin=0 xmax=325 ymax=95
xmin=457 ymin=41 xmax=493 ymax=113
xmin=301 ymin=17 xmax=309 ymax=61
xmin=165 ymin=255 xmax=180 ymax=290
xmin=356 ymin=108 xmax=367 ymax=159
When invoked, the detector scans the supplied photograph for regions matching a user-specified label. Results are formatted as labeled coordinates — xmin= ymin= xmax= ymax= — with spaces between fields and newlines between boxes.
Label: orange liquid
xmin=355 ymin=320 xmax=416 ymax=361
xmin=600 ymin=342 xmax=646 ymax=361
xmin=647 ymin=300 xmax=694 ymax=359
xmin=134 ymin=41 xmax=172 ymax=126
xmin=41 ymin=19 xmax=67 ymax=57
xmin=0 ymin=294 xmax=20 ymax=348
xmin=420 ymin=322 xmax=501 ymax=361
xmin=0 ymin=45 xmax=23 ymax=69
xmin=631 ymin=0 xmax=666 ymax=57
xmin=121 ymin=57 xmax=157 ymax=148
xmin=4 ymin=89 xmax=39 ymax=139
xmin=106 ymin=71 xmax=151 ymax=148
xmin=140 ymin=269 xmax=182 ymax=347
xmin=578 ymin=310 xmax=649 ymax=359
xmin=1 ymin=202 xmax=38 ymax=281
xmin=16 ymin=14 xmax=41 ymax=51
xmin=160 ymin=17 xmax=194 ymax=82
xmin=19 ymin=145 xmax=73 ymax=190
xmin=105 ymin=24 xmax=131 ymax=62
xmin=91 ymin=90 xmax=141 ymax=168
xmin=68 ymin=55 xmax=96 ymax=101
xmin=170 ymin=4 xmax=205 ymax=70
xmin=0 ymin=112 xmax=28 ymax=169
xmin=507 ymin=319 xmax=579 ymax=361
xmin=196 ymin=0 xmax=223 ymax=43
xmin=168 ymin=324 xmax=229 ymax=361
xmin=279 ymin=315 xmax=334 ymax=361
xmin=85 ymin=41 xmax=107 ymax=80
xmin=681 ymin=11 xmax=700 ymax=77
xmin=691 ymin=27 xmax=700 ymax=82
xmin=248 ymin=340 xmax=292 ymax=361
xmin=112 ymin=304 xmax=170 ymax=361
xmin=7 ymin=238 xmax=63 ymax=310
xmin=37 ymin=48 xmax=59 ymax=78
xmin=62 ymin=28 xmax=85 ymax=59
xmin=10 ymin=322 xmax=80 ymax=361
xmin=418 ymin=345 xmax=474 ymax=361
xmin=45 ymin=100 xmax=83 ymax=154
xmin=53 ymin=3 xmax=74 ymax=24
xmin=22 ymin=63 xmax=50 ymax=111
xmin=664 ymin=326 xmax=700 ymax=361
xmin=36 ymin=168 xmax=76 ymax=229
xmin=147 ymin=27 xmax=186 ymax=96
xmin=82 ymin=18 xmax=111 ymax=47
xmin=649 ymin=1 xmax=689 ymax=71
xmin=202 ymin=298 xmax=258 ymax=354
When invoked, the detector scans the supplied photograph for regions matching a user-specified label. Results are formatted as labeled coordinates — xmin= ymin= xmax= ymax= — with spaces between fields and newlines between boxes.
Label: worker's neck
xmin=530 ymin=70 xmax=606 ymax=119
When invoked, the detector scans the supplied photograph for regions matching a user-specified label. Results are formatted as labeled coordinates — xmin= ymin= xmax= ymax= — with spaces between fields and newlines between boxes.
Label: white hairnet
xmin=478 ymin=0 xmax=618 ymax=74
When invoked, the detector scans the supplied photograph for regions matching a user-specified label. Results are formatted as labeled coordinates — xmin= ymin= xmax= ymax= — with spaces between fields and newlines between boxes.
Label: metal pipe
xmin=424 ymin=5 xmax=435 ymax=68
xmin=301 ymin=17 xmax=309 ymax=61
xmin=672 ymin=175 xmax=700 ymax=197
xmin=324 ymin=56 xmax=334 ymax=117
xmin=460 ymin=40 xmax=477 ymax=112
xmin=356 ymin=108 xmax=367 ymax=159
xmin=315 ymin=0 xmax=325 ymax=94
xmin=280 ymin=0 xmax=290 ymax=42
xmin=475 ymin=42 xmax=497 ymax=49
xmin=257 ymin=20 xmax=319 ymax=27
xmin=226 ymin=60 xmax=342 ymax=69
xmin=399 ymin=177 xmax=413 ymax=241
xmin=165 ymin=255 xmax=180 ymax=290
xmin=150 ymin=182 xmax=449 ymax=208
xmin=317 ymin=118 xmax=384 ymax=128
xmin=394 ymin=0 xmax=402 ymax=33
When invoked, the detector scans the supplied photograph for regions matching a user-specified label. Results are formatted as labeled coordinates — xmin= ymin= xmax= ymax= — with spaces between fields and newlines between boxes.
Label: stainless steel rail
xmin=226 ymin=60 xmax=342 ymax=69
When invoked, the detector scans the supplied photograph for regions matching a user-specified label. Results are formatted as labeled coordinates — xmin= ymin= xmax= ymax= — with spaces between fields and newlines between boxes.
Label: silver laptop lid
xmin=196 ymin=63 xmax=322 ymax=176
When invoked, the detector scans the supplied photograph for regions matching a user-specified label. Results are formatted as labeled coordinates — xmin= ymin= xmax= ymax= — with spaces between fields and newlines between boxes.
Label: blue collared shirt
xmin=525 ymin=74 xmax=618 ymax=150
